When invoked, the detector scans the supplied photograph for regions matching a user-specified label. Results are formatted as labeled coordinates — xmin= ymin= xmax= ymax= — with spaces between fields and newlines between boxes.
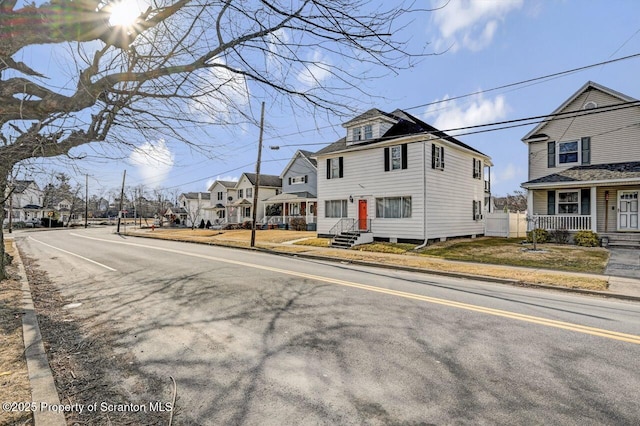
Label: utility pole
xmin=84 ymin=174 xmax=88 ymax=228
xmin=250 ymin=102 xmax=265 ymax=248
xmin=116 ymin=170 xmax=126 ymax=233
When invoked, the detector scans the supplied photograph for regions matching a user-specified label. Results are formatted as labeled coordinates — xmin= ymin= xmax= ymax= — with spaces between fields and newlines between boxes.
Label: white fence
xmin=485 ymin=212 xmax=527 ymax=238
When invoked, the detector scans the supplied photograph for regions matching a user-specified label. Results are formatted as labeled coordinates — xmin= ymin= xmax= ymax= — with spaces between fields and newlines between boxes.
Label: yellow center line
xmin=71 ymin=232 xmax=640 ymax=345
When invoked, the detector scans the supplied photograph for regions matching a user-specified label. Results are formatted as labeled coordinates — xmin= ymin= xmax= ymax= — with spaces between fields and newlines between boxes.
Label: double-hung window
xmin=364 ymin=125 xmax=373 ymax=139
xmin=217 ymin=191 xmax=223 ymax=201
xmin=238 ymin=189 xmax=243 ymax=199
xmin=384 ymin=144 xmax=408 ymax=171
xmin=353 ymin=127 xmax=362 ymax=141
xmin=375 ymin=196 xmax=412 ymax=218
xmin=326 ymin=157 xmax=344 ymax=179
xmin=432 ymin=144 xmax=444 ymax=170
xmin=246 ymin=188 xmax=253 ymax=199
xmin=558 ymin=191 xmax=579 ymax=214
xmin=325 ymin=200 xmax=348 ymax=218
xmin=558 ymin=140 xmax=579 ymax=164
xmin=473 ymin=158 xmax=482 ymax=179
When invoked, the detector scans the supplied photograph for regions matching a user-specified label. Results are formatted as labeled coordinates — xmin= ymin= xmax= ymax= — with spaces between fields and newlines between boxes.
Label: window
xmin=353 ymin=127 xmax=362 ymax=141
xmin=472 ymin=200 xmax=483 ymax=220
xmin=384 ymin=144 xmax=407 ymax=171
xmin=558 ymin=141 xmax=579 ymax=164
xmin=217 ymin=191 xmax=223 ymax=201
xmin=473 ymin=158 xmax=482 ymax=179
xmin=238 ymin=189 xmax=243 ymax=199
xmin=291 ymin=176 xmax=306 ymax=184
xmin=375 ymin=196 xmax=411 ymax=218
xmin=246 ymin=188 xmax=253 ymax=199
xmin=326 ymin=157 xmax=344 ymax=179
xmin=558 ymin=191 xmax=579 ymax=214
xmin=364 ymin=125 xmax=373 ymax=139
xmin=325 ymin=200 xmax=348 ymax=218
xmin=244 ymin=207 xmax=251 ymax=217
xmin=432 ymin=144 xmax=444 ymax=170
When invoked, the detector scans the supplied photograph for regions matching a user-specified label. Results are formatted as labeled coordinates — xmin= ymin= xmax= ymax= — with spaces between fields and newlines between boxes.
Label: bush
xmin=526 ymin=228 xmax=549 ymax=244
xmin=550 ymin=227 xmax=570 ymax=244
xmin=206 ymin=220 xmax=212 ymax=229
xmin=223 ymin=223 xmax=240 ymax=230
xmin=241 ymin=220 xmax=253 ymax=229
xmin=574 ymin=230 xmax=599 ymax=247
xmin=198 ymin=219 xmax=205 ymax=229
xmin=289 ymin=217 xmax=307 ymax=231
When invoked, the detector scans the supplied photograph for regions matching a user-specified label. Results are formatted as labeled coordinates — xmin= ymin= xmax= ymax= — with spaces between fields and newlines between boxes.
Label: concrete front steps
xmin=601 ymin=232 xmax=640 ymax=249
xmin=330 ymin=231 xmax=374 ymax=249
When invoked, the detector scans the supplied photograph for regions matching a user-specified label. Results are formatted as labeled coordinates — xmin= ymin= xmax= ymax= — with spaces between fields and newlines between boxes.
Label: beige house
xmin=521 ymin=81 xmax=640 ymax=246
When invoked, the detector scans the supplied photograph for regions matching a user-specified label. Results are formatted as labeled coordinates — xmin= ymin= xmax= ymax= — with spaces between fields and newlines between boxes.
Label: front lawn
xmin=357 ymin=237 xmax=610 ymax=274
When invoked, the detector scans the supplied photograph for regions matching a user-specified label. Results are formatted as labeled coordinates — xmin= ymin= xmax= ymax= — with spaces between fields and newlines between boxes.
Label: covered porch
xmin=262 ymin=192 xmax=317 ymax=230
xmin=526 ymin=185 xmax=640 ymax=233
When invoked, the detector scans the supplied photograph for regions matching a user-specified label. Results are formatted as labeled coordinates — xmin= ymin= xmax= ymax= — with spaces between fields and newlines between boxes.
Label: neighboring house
xmin=205 ymin=180 xmax=237 ymax=224
xmin=3 ymin=180 xmax=45 ymax=225
xmin=263 ymin=150 xmax=318 ymax=229
xmin=178 ymin=192 xmax=211 ymax=227
xmin=521 ymin=81 xmax=640 ymax=244
xmin=315 ymin=108 xmax=492 ymax=245
xmin=228 ymin=173 xmax=282 ymax=224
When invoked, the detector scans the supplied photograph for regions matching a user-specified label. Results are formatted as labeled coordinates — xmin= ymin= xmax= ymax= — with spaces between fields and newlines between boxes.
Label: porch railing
xmin=328 ymin=218 xmax=371 ymax=237
xmin=263 ymin=215 xmax=317 ymax=225
xmin=533 ymin=215 xmax=591 ymax=231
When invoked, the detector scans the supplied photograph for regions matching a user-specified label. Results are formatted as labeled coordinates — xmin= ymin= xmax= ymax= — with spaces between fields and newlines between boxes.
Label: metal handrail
xmin=328 ymin=218 xmax=356 ymax=237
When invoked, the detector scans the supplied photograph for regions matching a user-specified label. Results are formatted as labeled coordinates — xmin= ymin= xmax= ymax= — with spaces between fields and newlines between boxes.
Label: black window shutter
xmin=441 ymin=147 xmax=445 ymax=169
xmin=288 ymin=177 xmax=292 ymax=185
xmin=431 ymin=144 xmax=436 ymax=169
xmin=547 ymin=191 xmax=556 ymax=215
xmin=547 ymin=142 xmax=556 ymax=168
xmin=304 ymin=175 xmax=308 ymax=183
xmin=472 ymin=200 xmax=476 ymax=220
xmin=384 ymin=147 xmax=390 ymax=171
xmin=473 ymin=159 xmax=477 ymax=178
xmin=401 ymin=144 xmax=408 ymax=169
xmin=581 ymin=188 xmax=590 ymax=215
xmin=326 ymin=159 xmax=331 ymax=179
xmin=338 ymin=157 xmax=344 ymax=178
xmin=581 ymin=137 xmax=591 ymax=165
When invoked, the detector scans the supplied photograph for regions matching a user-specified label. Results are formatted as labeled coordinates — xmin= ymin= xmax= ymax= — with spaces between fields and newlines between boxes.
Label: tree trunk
xmin=0 ymin=167 xmax=9 ymax=280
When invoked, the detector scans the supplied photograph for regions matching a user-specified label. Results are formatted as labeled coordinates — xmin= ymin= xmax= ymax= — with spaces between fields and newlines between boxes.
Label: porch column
xmin=590 ymin=186 xmax=597 ymax=232
xmin=527 ymin=189 xmax=534 ymax=230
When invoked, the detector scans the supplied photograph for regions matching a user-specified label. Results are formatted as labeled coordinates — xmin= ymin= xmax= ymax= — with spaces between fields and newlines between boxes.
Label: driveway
xmin=605 ymin=248 xmax=640 ymax=279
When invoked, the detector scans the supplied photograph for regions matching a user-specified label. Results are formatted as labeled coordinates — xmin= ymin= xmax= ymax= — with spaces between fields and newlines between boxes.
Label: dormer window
xmin=351 ymin=124 xmax=374 ymax=142
xmin=364 ymin=125 xmax=372 ymax=139
xmin=353 ymin=127 xmax=362 ymax=141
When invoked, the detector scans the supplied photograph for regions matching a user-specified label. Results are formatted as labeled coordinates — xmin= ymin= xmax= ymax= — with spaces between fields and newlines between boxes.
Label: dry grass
xmin=0 ymin=240 xmax=33 ymax=425
xmin=126 ymin=230 xmax=609 ymax=291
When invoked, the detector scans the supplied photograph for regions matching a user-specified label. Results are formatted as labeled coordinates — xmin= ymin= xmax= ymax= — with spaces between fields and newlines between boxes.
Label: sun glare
xmin=108 ymin=1 xmax=141 ymax=28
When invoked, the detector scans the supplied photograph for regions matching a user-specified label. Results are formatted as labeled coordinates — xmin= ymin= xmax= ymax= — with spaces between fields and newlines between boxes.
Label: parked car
xmin=25 ymin=218 xmax=42 ymax=228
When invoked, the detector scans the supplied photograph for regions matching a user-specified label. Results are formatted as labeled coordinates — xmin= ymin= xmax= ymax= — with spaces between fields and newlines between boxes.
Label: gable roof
xmin=315 ymin=108 xmax=488 ymax=158
xmin=241 ymin=173 xmax=282 ymax=188
xmin=341 ymin=108 xmax=397 ymax=127
xmin=207 ymin=180 xmax=237 ymax=192
xmin=521 ymin=161 xmax=640 ymax=188
xmin=522 ymin=81 xmax=639 ymax=142
xmin=12 ymin=180 xmax=38 ymax=194
xmin=279 ymin=150 xmax=318 ymax=178
xmin=180 ymin=192 xmax=211 ymax=200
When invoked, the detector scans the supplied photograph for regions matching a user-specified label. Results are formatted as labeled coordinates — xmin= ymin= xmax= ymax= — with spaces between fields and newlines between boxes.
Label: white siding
xmin=317 ymin=139 xmax=487 ymax=240
xmin=529 ymin=89 xmax=640 ymax=181
xmin=425 ymin=144 xmax=486 ymax=239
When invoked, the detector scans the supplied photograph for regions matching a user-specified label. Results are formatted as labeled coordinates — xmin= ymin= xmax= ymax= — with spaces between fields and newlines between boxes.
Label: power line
xmin=261 ymin=52 xmax=640 ymax=142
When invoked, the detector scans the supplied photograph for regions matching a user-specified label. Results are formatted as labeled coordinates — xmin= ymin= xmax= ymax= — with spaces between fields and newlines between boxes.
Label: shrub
xmin=241 ymin=220 xmax=253 ymax=229
xmin=223 ymin=223 xmax=240 ymax=230
xmin=206 ymin=220 xmax=212 ymax=229
xmin=199 ymin=219 xmax=205 ymax=229
xmin=574 ymin=230 xmax=599 ymax=247
xmin=526 ymin=228 xmax=549 ymax=244
xmin=550 ymin=227 xmax=570 ymax=244
xmin=289 ymin=217 xmax=307 ymax=231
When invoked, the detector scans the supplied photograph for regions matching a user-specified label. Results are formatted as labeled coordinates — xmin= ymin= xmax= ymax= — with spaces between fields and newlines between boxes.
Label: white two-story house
xmin=3 ymin=180 xmax=44 ymax=225
xmin=315 ymin=108 xmax=492 ymax=246
xmin=228 ymin=173 xmax=282 ymax=224
xmin=521 ymin=81 xmax=640 ymax=246
xmin=206 ymin=180 xmax=237 ymax=224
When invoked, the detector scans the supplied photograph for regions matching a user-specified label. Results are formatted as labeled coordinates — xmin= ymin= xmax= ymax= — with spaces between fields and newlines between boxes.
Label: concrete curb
xmin=123 ymin=232 xmax=640 ymax=303
xmin=12 ymin=239 xmax=67 ymax=426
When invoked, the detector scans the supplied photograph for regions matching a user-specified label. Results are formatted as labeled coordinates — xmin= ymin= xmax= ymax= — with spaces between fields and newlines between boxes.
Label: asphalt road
xmin=16 ymin=227 xmax=640 ymax=425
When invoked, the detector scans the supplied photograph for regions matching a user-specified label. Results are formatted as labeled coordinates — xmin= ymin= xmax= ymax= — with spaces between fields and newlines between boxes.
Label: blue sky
xmin=15 ymin=0 xmax=640 ymax=199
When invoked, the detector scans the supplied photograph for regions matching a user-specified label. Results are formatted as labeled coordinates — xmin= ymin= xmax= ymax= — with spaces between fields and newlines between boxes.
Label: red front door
xmin=358 ymin=199 xmax=367 ymax=230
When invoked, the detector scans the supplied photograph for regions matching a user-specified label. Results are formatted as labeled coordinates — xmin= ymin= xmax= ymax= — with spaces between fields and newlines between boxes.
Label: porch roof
xmin=263 ymin=191 xmax=317 ymax=203
xmin=522 ymin=161 xmax=640 ymax=188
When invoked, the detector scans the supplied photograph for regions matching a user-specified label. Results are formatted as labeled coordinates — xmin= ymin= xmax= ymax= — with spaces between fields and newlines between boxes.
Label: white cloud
xmin=432 ymin=0 xmax=523 ymax=52
xmin=296 ymin=50 xmax=332 ymax=88
xmin=129 ymin=139 xmax=175 ymax=187
xmin=424 ymin=93 xmax=508 ymax=133
xmin=206 ymin=175 xmax=238 ymax=190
